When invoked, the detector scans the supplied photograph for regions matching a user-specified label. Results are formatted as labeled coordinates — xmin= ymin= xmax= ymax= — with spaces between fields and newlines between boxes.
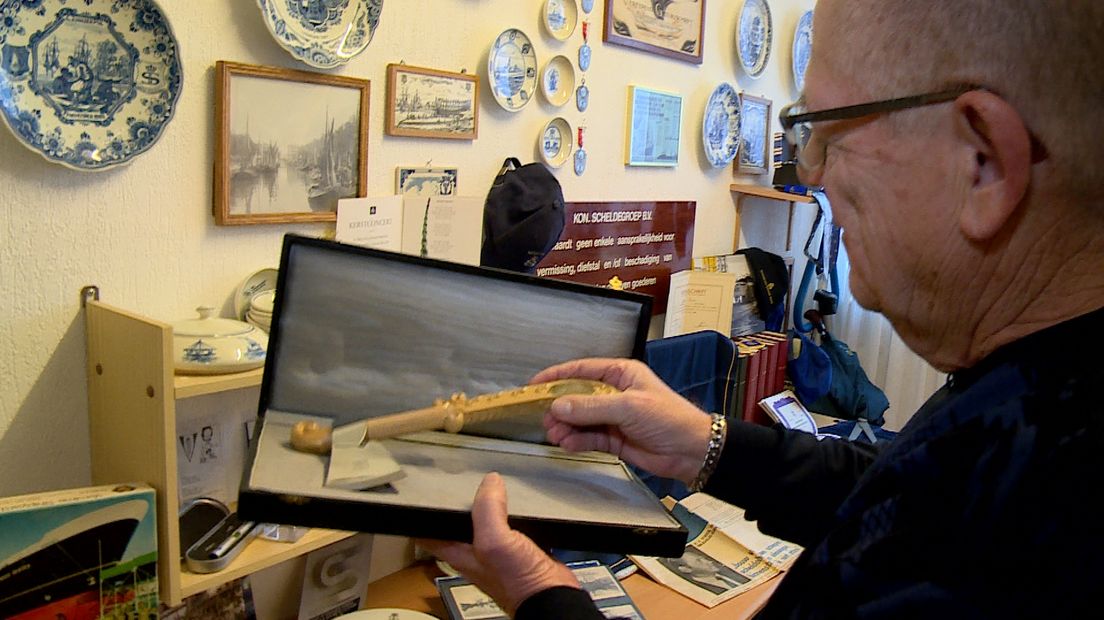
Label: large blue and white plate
xmin=736 ymin=0 xmax=772 ymax=79
xmin=702 ymin=83 xmax=741 ymax=168
xmin=257 ymin=0 xmax=383 ymax=69
xmin=792 ymin=10 xmax=813 ymax=92
xmin=488 ymin=28 xmax=537 ymax=112
xmin=0 ymin=0 xmax=182 ymax=171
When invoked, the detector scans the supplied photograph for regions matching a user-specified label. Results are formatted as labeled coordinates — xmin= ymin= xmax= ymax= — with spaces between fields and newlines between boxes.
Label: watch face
xmin=578 ymin=43 xmax=592 ymax=71
xmin=574 ymin=148 xmax=587 ymax=175
xmin=576 ymin=84 xmax=590 ymax=112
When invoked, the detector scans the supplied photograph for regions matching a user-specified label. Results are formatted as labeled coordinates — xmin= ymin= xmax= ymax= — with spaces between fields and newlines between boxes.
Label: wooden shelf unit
xmin=730 ymin=183 xmax=813 ymax=253
xmin=82 ymin=290 xmax=352 ymax=606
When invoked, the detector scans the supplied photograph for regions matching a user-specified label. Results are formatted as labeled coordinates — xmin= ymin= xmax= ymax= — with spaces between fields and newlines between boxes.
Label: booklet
xmin=758 ymin=389 xmax=819 ymax=435
xmin=628 ymin=493 xmax=803 ymax=608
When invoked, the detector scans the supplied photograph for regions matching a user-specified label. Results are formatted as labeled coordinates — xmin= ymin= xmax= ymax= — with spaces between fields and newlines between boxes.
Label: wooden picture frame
xmin=214 ymin=61 xmax=369 ymax=225
xmin=625 ymin=85 xmax=683 ymax=167
xmin=603 ymin=0 xmax=706 ymax=65
xmin=737 ymin=93 xmax=772 ymax=174
xmin=385 ymin=64 xmax=479 ymax=140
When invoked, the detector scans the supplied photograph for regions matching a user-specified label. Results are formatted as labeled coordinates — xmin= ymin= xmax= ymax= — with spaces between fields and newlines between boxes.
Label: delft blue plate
xmin=257 ymin=0 xmax=383 ymax=69
xmin=736 ymin=0 xmax=773 ymax=79
xmin=702 ymin=83 xmax=741 ymax=168
xmin=0 ymin=0 xmax=182 ymax=171
xmin=792 ymin=10 xmax=813 ymax=92
xmin=538 ymin=116 xmax=571 ymax=168
xmin=542 ymin=0 xmax=577 ymax=42
xmin=488 ymin=28 xmax=537 ymax=112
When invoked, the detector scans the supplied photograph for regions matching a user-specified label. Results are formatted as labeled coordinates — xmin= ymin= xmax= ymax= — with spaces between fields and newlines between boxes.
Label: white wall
xmin=0 ymin=0 xmax=815 ymax=497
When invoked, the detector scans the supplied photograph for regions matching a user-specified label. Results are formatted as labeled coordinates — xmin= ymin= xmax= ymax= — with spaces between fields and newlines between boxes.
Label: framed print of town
xmin=214 ymin=61 xmax=369 ymax=225
xmin=385 ymin=64 xmax=479 ymax=140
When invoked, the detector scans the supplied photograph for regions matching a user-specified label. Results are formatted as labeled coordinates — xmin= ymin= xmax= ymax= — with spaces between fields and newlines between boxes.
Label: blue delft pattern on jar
xmin=0 ymin=0 xmax=183 ymax=170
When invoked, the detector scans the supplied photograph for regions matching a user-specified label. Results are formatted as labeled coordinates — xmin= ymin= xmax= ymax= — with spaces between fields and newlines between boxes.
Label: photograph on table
xmin=603 ymin=0 xmax=707 ymax=64
xmin=214 ymin=61 xmax=369 ymax=225
xmin=385 ymin=63 xmax=479 ymax=140
xmin=625 ymin=85 xmax=683 ymax=167
xmin=736 ymin=92 xmax=772 ymax=174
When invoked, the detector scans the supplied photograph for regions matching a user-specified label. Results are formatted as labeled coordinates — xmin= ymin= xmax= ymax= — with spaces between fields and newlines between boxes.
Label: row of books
xmin=731 ymin=331 xmax=790 ymax=427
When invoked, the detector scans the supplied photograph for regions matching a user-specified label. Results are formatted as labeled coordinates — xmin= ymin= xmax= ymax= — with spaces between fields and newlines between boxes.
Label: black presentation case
xmin=237 ymin=234 xmax=688 ymax=557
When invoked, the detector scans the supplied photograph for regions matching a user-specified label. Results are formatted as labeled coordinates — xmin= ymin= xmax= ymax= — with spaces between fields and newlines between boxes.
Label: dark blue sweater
xmin=518 ymin=306 xmax=1104 ymax=619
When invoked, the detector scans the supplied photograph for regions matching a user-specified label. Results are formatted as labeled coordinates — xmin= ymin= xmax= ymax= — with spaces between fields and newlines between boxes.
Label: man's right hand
xmin=532 ymin=358 xmax=715 ymax=485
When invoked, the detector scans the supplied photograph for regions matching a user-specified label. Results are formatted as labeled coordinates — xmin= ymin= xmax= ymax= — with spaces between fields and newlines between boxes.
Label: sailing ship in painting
xmin=394 ymin=72 xmax=475 ymax=135
xmin=229 ymin=110 xmax=358 ymax=215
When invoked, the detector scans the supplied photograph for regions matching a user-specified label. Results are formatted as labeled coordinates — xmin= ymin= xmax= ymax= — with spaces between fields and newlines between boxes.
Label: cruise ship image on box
xmin=0 ymin=484 xmax=158 ymax=620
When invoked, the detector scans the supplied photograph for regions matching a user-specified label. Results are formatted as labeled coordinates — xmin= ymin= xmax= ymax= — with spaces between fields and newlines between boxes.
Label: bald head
xmin=816 ymin=0 xmax=1104 ymax=199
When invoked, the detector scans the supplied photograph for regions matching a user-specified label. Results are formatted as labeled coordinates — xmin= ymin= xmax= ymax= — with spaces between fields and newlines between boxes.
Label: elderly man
xmin=421 ymin=1 xmax=1104 ymax=617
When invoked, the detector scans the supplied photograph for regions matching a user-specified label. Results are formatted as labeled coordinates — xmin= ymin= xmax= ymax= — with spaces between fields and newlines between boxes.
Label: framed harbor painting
xmin=214 ymin=61 xmax=369 ymax=225
xmin=737 ymin=92 xmax=771 ymax=174
xmin=603 ymin=0 xmax=707 ymax=64
xmin=385 ymin=64 xmax=479 ymax=140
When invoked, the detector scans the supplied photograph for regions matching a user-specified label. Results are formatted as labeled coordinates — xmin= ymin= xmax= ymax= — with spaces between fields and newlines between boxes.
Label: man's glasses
xmin=778 ymin=85 xmax=983 ymax=173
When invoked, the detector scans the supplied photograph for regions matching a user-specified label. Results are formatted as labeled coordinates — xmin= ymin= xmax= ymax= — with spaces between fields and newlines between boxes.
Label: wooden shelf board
xmin=730 ymin=183 xmax=814 ymax=203
xmin=174 ymin=368 xmax=264 ymax=399
xmin=180 ymin=528 xmax=354 ymax=597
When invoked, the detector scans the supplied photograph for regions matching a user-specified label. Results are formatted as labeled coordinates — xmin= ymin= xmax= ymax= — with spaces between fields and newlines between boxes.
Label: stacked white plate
xmin=246 ymin=290 xmax=275 ymax=332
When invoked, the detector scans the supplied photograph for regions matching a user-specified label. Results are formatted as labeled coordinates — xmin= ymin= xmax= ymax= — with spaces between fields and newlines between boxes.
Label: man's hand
xmin=533 ymin=358 xmax=714 ymax=485
xmin=417 ymin=473 xmax=580 ymax=617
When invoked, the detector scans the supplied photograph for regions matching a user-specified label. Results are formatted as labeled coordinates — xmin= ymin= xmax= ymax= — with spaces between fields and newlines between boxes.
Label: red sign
xmin=535 ymin=201 xmax=695 ymax=314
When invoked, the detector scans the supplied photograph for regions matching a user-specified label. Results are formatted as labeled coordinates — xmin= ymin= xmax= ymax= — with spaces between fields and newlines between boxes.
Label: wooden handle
xmin=289 ymin=379 xmax=617 ymax=453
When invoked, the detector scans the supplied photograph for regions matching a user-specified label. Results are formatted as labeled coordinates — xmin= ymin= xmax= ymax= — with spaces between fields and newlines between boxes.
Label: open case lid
xmin=239 ymin=235 xmax=687 ymax=557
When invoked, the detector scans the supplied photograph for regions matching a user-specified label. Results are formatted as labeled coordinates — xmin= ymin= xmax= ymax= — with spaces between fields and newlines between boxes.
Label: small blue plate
xmin=488 ymin=28 xmax=538 ymax=112
xmin=736 ymin=0 xmax=773 ymax=79
xmin=792 ymin=10 xmax=813 ymax=92
xmin=258 ymin=0 xmax=383 ymax=69
xmin=702 ymin=83 xmax=742 ymax=168
xmin=0 ymin=0 xmax=182 ymax=170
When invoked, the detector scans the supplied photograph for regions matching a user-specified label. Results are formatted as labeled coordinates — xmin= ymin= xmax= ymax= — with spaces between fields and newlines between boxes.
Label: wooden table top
xmin=363 ymin=561 xmax=780 ymax=619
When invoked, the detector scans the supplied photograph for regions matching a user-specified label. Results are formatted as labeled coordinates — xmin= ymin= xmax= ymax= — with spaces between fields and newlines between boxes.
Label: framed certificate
xmin=625 ymin=85 xmax=683 ymax=167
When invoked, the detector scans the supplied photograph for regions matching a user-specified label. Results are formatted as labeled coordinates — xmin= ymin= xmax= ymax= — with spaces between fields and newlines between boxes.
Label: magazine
xmin=436 ymin=560 xmax=644 ymax=620
xmin=628 ymin=493 xmax=802 ymax=608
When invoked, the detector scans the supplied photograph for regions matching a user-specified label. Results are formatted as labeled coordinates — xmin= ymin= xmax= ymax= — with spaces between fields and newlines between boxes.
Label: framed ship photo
xmin=737 ymin=92 xmax=772 ymax=174
xmin=603 ymin=0 xmax=707 ymax=64
xmin=214 ymin=61 xmax=370 ymax=225
xmin=385 ymin=64 xmax=479 ymax=140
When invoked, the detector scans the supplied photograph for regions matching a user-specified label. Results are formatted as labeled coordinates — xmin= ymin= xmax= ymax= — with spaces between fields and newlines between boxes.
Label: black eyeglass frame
xmin=779 ymin=86 xmax=979 ymax=131
xmin=779 ymin=84 xmax=1048 ymax=163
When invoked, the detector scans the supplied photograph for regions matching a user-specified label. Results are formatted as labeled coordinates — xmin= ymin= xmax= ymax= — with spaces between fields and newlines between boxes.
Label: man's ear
xmin=953 ymin=90 xmax=1032 ymax=241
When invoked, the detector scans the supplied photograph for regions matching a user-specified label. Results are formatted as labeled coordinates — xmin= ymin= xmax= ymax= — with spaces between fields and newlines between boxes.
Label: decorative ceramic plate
xmin=233 ymin=267 xmax=279 ymax=320
xmin=736 ymin=0 xmax=773 ymax=79
xmin=542 ymin=0 xmax=578 ymax=41
xmin=702 ymin=83 xmax=742 ymax=167
xmin=541 ymin=54 xmax=575 ymax=107
xmin=792 ymin=10 xmax=813 ymax=92
xmin=0 ymin=0 xmax=182 ymax=170
xmin=332 ymin=609 xmax=437 ymax=620
xmin=257 ymin=0 xmax=383 ymax=69
xmin=538 ymin=116 xmax=572 ymax=168
xmin=488 ymin=28 xmax=538 ymax=112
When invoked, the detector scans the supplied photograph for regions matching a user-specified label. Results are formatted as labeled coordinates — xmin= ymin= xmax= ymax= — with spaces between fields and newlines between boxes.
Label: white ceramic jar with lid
xmin=171 ymin=306 xmax=268 ymax=374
